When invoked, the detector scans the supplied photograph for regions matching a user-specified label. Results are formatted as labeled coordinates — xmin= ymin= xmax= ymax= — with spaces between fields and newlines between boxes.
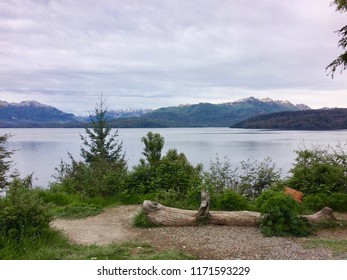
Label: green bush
xmin=254 ymin=190 xmax=280 ymax=212
xmin=302 ymin=194 xmax=330 ymax=212
xmin=213 ymin=189 xmax=250 ymax=211
xmin=53 ymin=157 xmax=127 ymax=198
xmin=302 ymin=193 xmax=347 ymax=212
xmin=259 ymin=192 xmax=314 ymax=237
xmin=288 ymin=145 xmax=347 ymax=194
xmin=0 ymin=179 xmax=52 ymax=243
xmin=328 ymin=193 xmax=347 ymax=212
xmin=129 ymin=149 xmax=203 ymax=196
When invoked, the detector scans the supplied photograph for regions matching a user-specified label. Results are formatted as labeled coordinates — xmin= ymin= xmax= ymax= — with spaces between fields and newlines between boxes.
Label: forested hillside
xmin=231 ymin=108 xmax=347 ymax=130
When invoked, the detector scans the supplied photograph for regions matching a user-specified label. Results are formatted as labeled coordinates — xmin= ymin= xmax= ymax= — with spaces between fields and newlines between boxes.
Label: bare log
xmin=143 ymin=200 xmax=197 ymax=226
xmin=209 ymin=211 xmax=261 ymax=227
xmin=142 ymin=201 xmax=338 ymax=227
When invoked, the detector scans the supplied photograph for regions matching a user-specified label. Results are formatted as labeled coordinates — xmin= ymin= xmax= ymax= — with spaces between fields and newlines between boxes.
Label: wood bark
xmin=142 ymin=198 xmax=337 ymax=227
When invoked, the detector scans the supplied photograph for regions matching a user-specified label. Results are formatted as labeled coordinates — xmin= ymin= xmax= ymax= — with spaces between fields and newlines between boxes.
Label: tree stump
xmin=303 ymin=207 xmax=337 ymax=224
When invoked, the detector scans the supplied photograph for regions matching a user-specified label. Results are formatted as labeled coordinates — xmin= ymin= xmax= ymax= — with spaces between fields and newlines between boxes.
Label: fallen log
xmin=303 ymin=207 xmax=337 ymax=224
xmin=142 ymin=198 xmax=337 ymax=227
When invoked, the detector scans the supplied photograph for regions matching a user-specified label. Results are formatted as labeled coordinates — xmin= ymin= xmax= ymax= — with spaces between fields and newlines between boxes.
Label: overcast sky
xmin=0 ymin=0 xmax=346 ymax=115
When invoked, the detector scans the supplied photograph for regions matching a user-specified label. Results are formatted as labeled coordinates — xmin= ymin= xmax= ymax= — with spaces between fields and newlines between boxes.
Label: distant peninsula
xmin=231 ymin=108 xmax=347 ymax=130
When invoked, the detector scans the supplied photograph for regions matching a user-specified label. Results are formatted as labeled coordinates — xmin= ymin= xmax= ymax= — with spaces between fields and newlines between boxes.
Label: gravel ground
xmin=52 ymin=205 xmax=347 ymax=260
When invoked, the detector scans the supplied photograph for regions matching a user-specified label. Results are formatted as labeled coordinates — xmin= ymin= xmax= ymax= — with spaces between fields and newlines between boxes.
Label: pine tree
xmin=327 ymin=0 xmax=347 ymax=77
xmin=80 ymin=97 xmax=126 ymax=167
xmin=0 ymin=134 xmax=13 ymax=189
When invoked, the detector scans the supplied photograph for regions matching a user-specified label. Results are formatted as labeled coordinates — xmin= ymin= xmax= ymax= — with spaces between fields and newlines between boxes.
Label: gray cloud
xmin=1 ymin=0 xmax=346 ymax=114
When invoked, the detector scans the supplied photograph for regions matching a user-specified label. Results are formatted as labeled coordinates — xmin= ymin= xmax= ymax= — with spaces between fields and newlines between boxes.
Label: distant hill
xmin=109 ymin=97 xmax=310 ymax=127
xmin=0 ymin=100 xmax=80 ymax=127
xmin=231 ymin=108 xmax=347 ymax=130
xmin=0 ymin=97 xmax=310 ymax=128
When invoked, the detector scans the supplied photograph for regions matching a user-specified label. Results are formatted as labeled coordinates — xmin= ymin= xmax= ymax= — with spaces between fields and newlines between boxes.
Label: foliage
xmin=213 ymin=189 xmax=250 ymax=211
xmin=0 ymin=179 xmax=52 ymax=244
xmin=52 ymin=98 xmax=128 ymax=198
xmin=205 ymin=155 xmax=281 ymax=200
xmin=302 ymin=192 xmax=347 ymax=212
xmin=141 ymin=131 xmax=165 ymax=166
xmin=259 ymin=192 xmax=314 ymax=237
xmin=302 ymin=193 xmax=330 ymax=212
xmin=288 ymin=144 xmax=347 ymax=194
xmin=0 ymin=134 xmax=13 ymax=190
xmin=239 ymin=157 xmax=281 ymax=199
xmin=329 ymin=193 xmax=347 ymax=212
xmin=326 ymin=0 xmax=347 ymax=77
xmin=53 ymin=155 xmax=127 ymax=198
xmin=155 ymin=149 xmax=203 ymax=194
xmin=254 ymin=190 xmax=280 ymax=211
xmin=80 ymin=97 xmax=126 ymax=166
xmin=128 ymin=133 xmax=203 ymax=201
xmin=205 ymin=155 xmax=239 ymax=193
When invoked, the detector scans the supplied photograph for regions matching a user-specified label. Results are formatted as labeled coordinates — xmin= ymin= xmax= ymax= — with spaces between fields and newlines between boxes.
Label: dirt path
xmin=51 ymin=205 xmax=142 ymax=245
xmin=51 ymin=205 xmax=347 ymax=259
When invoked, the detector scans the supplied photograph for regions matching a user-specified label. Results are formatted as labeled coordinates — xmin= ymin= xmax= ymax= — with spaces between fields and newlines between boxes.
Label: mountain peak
xmin=260 ymin=97 xmax=274 ymax=103
xmin=13 ymin=100 xmax=50 ymax=108
xmin=0 ymin=100 xmax=78 ymax=126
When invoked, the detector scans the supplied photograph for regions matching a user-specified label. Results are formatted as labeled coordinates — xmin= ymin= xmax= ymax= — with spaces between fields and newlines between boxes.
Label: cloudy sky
xmin=0 ymin=0 xmax=346 ymax=115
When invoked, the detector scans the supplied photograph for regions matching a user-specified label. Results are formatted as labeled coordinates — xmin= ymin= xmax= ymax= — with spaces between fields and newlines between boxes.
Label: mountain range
xmin=107 ymin=97 xmax=310 ymax=127
xmin=0 ymin=97 xmax=310 ymax=128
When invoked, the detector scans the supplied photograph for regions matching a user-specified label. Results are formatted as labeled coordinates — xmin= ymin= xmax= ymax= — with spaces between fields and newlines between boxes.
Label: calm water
xmin=2 ymin=127 xmax=347 ymax=187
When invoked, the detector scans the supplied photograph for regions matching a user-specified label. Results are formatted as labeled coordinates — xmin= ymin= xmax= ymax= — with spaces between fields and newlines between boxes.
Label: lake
xmin=2 ymin=127 xmax=347 ymax=187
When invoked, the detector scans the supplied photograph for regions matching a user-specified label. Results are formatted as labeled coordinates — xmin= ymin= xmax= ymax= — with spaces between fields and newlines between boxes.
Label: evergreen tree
xmin=327 ymin=0 xmax=347 ymax=77
xmin=0 ymin=134 xmax=13 ymax=189
xmin=80 ymin=97 xmax=126 ymax=167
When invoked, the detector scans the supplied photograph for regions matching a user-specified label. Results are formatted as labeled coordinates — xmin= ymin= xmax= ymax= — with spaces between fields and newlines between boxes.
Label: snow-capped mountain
xmin=229 ymin=97 xmax=310 ymax=111
xmin=0 ymin=100 xmax=79 ymax=126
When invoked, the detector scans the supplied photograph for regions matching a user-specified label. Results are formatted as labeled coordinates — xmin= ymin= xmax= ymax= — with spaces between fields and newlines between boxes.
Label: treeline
xmin=231 ymin=108 xmax=347 ymax=130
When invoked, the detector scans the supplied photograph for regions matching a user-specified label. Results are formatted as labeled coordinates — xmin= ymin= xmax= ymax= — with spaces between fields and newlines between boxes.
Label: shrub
xmin=288 ymin=145 xmax=347 ymax=194
xmin=204 ymin=155 xmax=281 ymax=200
xmin=205 ymin=155 xmax=239 ymax=192
xmin=254 ymin=190 xmax=280 ymax=212
xmin=328 ymin=193 xmax=347 ymax=212
xmin=129 ymin=148 xmax=203 ymax=196
xmin=302 ymin=192 xmax=347 ymax=212
xmin=0 ymin=179 xmax=52 ymax=243
xmin=239 ymin=157 xmax=281 ymax=199
xmin=259 ymin=192 xmax=314 ymax=237
xmin=53 ymin=157 xmax=127 ymax=198
xmin=213 ymin=189 xmax=250 ymax=211
xmin=302 ymin=194 xmax=330 ymax=212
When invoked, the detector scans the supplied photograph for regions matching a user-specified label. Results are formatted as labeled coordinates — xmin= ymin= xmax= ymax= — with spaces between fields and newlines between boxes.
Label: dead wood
xmin=142 ymin=197 xmax=337 ymax=227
